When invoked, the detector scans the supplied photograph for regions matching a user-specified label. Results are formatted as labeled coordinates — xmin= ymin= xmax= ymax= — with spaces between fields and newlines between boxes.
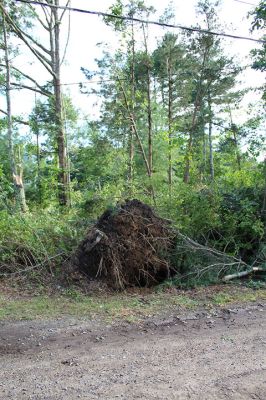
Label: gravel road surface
xmin=0 ymin=303 xmax=265 ymax=399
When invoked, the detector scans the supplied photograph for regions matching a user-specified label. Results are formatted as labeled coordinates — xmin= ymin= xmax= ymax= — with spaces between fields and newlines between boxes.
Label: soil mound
xmin=72 ymin=199 xmax=176 ymax=289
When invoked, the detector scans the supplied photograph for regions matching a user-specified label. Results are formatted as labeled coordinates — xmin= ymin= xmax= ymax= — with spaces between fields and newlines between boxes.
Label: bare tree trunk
xmin=201 ymin=128 xmax=207 ymax=183
xmin=229 ymin=108 xmax=241 ymax=171
xmin=118 ymin=78 xmax=156 ymax=204
xmin=208 ymin=120 xmax=214 ymax=181
xmin=233 ymin=132 xmax=241 ymax=171
xmin=36 ymin=128 xmax=42 ymax=203
xmin=52 ymin=0 xmax=70 ymax=206
xmin=183 ymin=43 xmax=211 ymax=184
xmin=142 ymin=23 xmax=155 ymax=204
xmin=128 ymin=19 xmax=135 ymax=194
xmin=208 ymin=97 xmax=214 ymax=181
xmin=147 ymin=65 xmax=152 ymax=175
xmin=262 ymin=157 xmax=266 ymax=223
xmin=34 ymin=90 xmax=42 ymax=204
xmin=167 ymin=56 xmax=173 ymax=195
xmin=3 ymin=10 xmax=27 ymax=212
xmin=3 ymin=14 xmax=15 ymax=179
xmin=142 ymin=23 xmax=153 ymax=177
xmin=183 ymin=104 xmax=199 ymax=184
xmin=17 ymin=145 xmax=28 ymax=212
xmin=128 ymin=129 xmax=134 ymax=191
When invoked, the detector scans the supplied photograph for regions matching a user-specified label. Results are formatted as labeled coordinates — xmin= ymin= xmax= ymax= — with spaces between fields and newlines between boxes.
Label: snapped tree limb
xmin=11 ymin=82 xmax=51 ymax=97
xmin=0 ymin=4 xmax=55 ymax=77
xmin=223 ymin=267 xmax=264 ymax=282
xmin=0 ymin=108 xmax=29 ymax=125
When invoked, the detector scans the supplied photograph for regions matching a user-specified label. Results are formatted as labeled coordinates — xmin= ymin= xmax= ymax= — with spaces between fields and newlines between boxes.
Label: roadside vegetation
xmin=0 ymin=0 xmax=265 ymax=300
xmin=0 ymin=284 xmax=265 ymax=321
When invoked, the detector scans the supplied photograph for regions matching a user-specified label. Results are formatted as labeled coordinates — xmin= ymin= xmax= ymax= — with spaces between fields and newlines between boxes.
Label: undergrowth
xmin=0 ymin=179 xmax=265 ymax=291
xmin=0 ymin=208 xmax=87 ymax=280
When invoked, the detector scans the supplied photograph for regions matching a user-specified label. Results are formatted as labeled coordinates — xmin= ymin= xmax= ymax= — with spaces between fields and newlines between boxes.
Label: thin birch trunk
xmin=17 ymin=145 xmax=27 ymax=212
xmin=52 ymin=0 xmax=70 ymax=206
xmin=3 ymin=10 xmax=27 ymax=212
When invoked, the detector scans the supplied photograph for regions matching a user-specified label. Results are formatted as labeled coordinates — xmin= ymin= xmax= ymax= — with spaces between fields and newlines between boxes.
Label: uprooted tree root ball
xmin=72 ymin=200 xmax=177 ymax=289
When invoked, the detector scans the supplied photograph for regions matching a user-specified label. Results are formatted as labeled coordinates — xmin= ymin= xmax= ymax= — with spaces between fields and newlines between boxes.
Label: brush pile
xmin=72 ymin=199 xmax=176 ymax=289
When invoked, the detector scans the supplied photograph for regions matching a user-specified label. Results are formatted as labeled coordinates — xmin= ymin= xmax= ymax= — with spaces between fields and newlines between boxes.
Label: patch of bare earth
xmin=0 ymin=302 xmax=266 ymax=399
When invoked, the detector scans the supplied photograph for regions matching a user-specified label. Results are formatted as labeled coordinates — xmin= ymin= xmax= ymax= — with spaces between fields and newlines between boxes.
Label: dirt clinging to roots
xmin=73 ymin=199 xmax=176 ymax=289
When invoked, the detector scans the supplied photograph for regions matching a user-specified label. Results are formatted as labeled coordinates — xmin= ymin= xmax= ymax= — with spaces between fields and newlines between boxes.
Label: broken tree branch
xmin=0 ymin=108 xmax=29 ymax=125
xmin=223 ymin=267 xmax=264 ymax=282
xmin=11 ymin=82 xmax=51 ymax=97
xmin=59 ymin=0 xmax=71 ymax=23
xmin=117 ymin=76 xmax=151 ymax=177
xmin=27 ymin=3 xmax=50 ymax=31
xmin=0 ymin=4 xmax=55 ymax=77
xmin=8 ymin=64 xmax=52 ymax=95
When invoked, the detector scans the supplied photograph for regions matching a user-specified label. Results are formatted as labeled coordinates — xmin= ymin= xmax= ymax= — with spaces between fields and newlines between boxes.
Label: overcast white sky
xmin=7 ymin=0 xmax=265 ymax=122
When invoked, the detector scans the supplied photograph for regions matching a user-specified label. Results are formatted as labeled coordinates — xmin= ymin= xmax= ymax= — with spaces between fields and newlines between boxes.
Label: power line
xmin=7 ymin=78 xmax=126 ymax=90
xmin=60 ymin=79 xmax=126 ymax=86
xmin=5 ymin=62 xmax=253 ymax=89
xmin=15 ymin=0 xmax=266 ymax=44
xmin=44 ymin=79 xmax=125 ymax=86
xmin=230 ymin=0 xmax=257 ymax=5
xmin=8 ymin=67 xmax=249 ymax=89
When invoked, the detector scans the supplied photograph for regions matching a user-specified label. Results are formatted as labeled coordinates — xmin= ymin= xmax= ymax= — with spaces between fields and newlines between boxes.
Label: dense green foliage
xmin=0 ymin=208 xmax=86 ymax=281
xmin=0 ymin=0 xmax=265 ymax=286
xmin=250 ymin=0 xmax=266 ymax=99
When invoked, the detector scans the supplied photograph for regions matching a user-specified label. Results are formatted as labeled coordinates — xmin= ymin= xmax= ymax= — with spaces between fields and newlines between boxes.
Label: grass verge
xmin=0 ymin=292 xmax=197 ymax=322
xmin=0 ymin=284 xmax=265 ymax=322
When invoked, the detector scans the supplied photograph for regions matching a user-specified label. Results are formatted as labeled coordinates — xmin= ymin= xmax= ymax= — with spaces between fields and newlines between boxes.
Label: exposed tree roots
xmin=72 ymin=199 xmax=177 ymax=289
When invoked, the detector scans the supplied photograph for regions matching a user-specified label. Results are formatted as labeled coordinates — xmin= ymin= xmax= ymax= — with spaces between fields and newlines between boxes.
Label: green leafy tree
xmin=250 ymin=0 xmax=266 ymax=100
xmin=29 ymin=94 xmax=78 ymax=206
xmin=0 ymin=1 xmax=33 ymax=212
xmin=1 ymin=0 xmax=73 ymax=206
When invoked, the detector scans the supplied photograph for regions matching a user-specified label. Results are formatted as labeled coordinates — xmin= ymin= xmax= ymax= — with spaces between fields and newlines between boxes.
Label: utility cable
xmin=230 ymin=0 xmax=257 ymax=6
xmin=15 ymin=0 xmax=266 ymax=44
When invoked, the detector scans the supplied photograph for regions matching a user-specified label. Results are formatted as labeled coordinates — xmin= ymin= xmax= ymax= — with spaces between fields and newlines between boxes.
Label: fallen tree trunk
xmin=223 ymin=267 xmax=264 ymax=282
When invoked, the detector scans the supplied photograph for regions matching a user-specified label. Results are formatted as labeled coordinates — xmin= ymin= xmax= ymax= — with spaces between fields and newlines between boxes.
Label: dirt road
xmin=0 ymin=303 xmax=265 ymax=399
